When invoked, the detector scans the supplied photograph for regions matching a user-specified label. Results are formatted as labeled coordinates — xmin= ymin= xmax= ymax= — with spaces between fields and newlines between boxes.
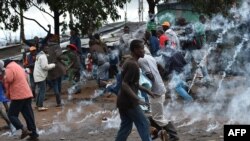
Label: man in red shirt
xmin=157 ymin=30 xmax=169 ymax=49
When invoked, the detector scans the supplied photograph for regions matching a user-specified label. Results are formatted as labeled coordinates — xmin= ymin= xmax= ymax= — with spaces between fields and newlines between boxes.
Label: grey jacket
xmin=47 ymin=43 xmax=66 ymax=80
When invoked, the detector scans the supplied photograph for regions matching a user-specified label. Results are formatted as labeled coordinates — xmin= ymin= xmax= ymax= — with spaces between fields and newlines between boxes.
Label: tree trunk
xmin=147 ymin=0 xmax=156 ymax=15
xmin=69 ymin=11 xmax=74 ymax=29
xmin=53 ymin=9 xmax=60 ymax=37
xmin=20 ymin=3 xmax=25 ymax=41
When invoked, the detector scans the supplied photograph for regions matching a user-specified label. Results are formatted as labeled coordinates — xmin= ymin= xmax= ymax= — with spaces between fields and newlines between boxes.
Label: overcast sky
xmin=0 ymin=1 xmax=149 ymax=44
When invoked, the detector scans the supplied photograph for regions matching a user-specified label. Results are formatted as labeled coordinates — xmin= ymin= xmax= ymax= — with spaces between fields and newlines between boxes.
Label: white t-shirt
xmin=138 ymin=54 xmax=166 ymax=95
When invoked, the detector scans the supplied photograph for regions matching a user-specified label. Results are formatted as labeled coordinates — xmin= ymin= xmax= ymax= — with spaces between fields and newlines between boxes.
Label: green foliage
xmin=67 ymin=0 xmax=129 ymax=36
xmin=180 ymin=0 xmax=238 ymax=17
xmin=0 ymin=0 xmax=32 ymax=31
xmin=0 ymin=0 xmax=129 ymax=36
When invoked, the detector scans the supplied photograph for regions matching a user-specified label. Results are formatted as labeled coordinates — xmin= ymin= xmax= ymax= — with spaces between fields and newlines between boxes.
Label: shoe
xmin=160 ymin=130 xmax=169 ymax=141
xmin=37 ymin=107 xmax=48 ymax=111
xmin=56 ymin=104 xmax=63 ymax=107
xmin=26 ymin=136 xmax=39 ymax=141
xmin=20 ymin=128 xmax=32 ymax=139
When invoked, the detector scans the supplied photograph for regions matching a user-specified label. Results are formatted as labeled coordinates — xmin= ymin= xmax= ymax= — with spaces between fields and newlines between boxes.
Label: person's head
xmin=199 ymin=15 xmax=206 ymax=24
xmin=156 ymin=30 xmax=164 ymax=38
xmin=87 ymin=53 xmax=91 ymax=58
xmin=34 ymin=36 xmax=39 ymax=43
xmin=176 ymin=17 xmax=188 ymax=26
xmin=0 ymin=60 xmax=5 ymax=75
xmin=41 ymin=44 xmax=49 ymax=54
xmin=70 ymin=27 xmax=78 ymax=36
xmin=48 ymin=34 xmax=59 ymax=43
xmin=130 ymin=39 xmax=145 ymax=59
xmin=162 ymin=21 xmax=170 ymax=31
xmin=123 ymin=25 xmax=130 ymax=33
xmin=29 ymin=46 xmax=37 ymax=55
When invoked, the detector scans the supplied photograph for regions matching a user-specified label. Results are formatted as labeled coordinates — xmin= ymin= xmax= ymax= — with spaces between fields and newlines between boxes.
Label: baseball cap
xmin=67 ymin=44 xmax=78 ymax=51
xmin=29 ymin=46 xmax=37 ymax=51
xmin=162 ymin=21 xmax=170 ymax=27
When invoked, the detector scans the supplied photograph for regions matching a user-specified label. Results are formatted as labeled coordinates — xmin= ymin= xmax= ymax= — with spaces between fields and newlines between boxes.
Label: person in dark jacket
xmin=166 ymin=49 xmax=193 ymax=102
xmin=70 ymin=28 xmax=82 ymax=56
xmin=65 ymin=44 xmax=81 ymax=85
xmin=23 ymin=46 xmax=37 ymax=99
xmin=47 ymin=38 xmax=67 ymax=107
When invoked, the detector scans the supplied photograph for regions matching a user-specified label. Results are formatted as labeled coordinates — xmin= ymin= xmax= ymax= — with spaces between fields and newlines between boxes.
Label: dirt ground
xmin=0 ymin=77 xmax=226 ymax=141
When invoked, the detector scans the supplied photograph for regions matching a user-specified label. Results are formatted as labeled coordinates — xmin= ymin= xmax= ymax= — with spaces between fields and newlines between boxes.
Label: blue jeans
xmin=36 ymin=80 xmax=46 ymax=107
xmin=141 ymin=91 xmax=149 ymax=104
xmin=115 ymin=106 xmax=152 ymax=141
xmin=29 ymin=74 xmax=36 ymax=97
xmin=175 ymin=81 xmax=193 ymax=102
xmin=51 ymin=77 xmax=62 ymax=105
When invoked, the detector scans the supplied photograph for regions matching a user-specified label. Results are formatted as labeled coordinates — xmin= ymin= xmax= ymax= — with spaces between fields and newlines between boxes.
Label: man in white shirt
xmin=138 ymin=53 xmax=179 ymax=141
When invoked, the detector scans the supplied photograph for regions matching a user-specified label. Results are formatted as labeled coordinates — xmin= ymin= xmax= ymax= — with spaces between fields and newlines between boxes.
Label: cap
xmin=29 ymin=46 xmax=37 ymax=51
xmin=0 ymin=60 xmax=5 ymax=72
xmin=162 ymin=21 xmax=170 ymax=27
xmin=67 ymin=44 xmax=78 ymax=51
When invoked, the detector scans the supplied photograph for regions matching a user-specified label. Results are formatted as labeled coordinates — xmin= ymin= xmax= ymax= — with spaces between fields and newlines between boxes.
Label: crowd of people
xmin=111 ymin=15 xmax=210 ymax=141
xmin=0 ymin=14 xmax=211 ymax=141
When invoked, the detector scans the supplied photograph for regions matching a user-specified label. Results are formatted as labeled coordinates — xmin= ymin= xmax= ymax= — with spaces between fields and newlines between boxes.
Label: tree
xmin=180 ymin=0 xmax=238 ymax=17
xmin=33 ymin=0 xmax=130 ymax=36
xmin=36 ymin=0 xmax=67 ymax=36
xmin=146 ymin=0 xmax=161 ymax=15
xmin=68 ymin=0 xmax=129 ymax=36
xmin=0 ymin=0 xmax=50 ymax=34
xmin=0 ymin=0 xmax=130 ymax=40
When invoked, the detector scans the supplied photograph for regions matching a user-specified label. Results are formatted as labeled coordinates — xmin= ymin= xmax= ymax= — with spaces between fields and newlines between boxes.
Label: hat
xmin=0 ymin=60 xmax=5 ymax=72
xmin=67 ymin=44 xmax=78 ymax=51
xmin=162 ymin=21 xmax=170 ymax=27
xmin=29 ymin=46 xmax=37 ymax=51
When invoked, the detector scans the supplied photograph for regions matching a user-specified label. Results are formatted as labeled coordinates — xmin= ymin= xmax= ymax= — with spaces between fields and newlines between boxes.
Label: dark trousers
xmin=8 ymin=98 xmax=38 ymax=137
xmin=29 ymin=74 xmax=36 ymax=98
xmin=51 ymin=77 xmax=62 ymax=105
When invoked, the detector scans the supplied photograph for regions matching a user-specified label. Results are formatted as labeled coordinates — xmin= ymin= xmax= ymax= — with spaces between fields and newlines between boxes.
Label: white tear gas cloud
xmin=157 ymin=1 xmax=250 ymax=133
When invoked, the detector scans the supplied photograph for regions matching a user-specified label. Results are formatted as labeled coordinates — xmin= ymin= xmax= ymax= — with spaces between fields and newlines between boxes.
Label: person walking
xmin=33 ymin=45 xmax=56 ymax=111
xmin=47 ymin=38 xmax=67 ymax=107
xmin=115 ymin=39 xmax=153 ymax=141
xmin=1 ymin=60 xmax=39 ymax=141
xmin=23 ymin=46 xmax=37 ymax=99
xmin=134 ymin=40 xmax=179 ymax=141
